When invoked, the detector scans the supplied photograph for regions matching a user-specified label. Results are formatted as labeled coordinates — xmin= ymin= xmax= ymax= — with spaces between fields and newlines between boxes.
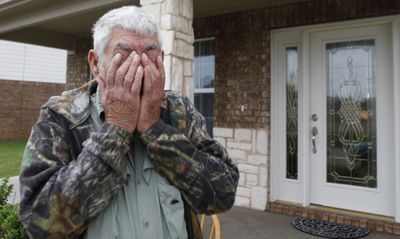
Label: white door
xmin=309 ymin=24 xmax=395 ymax=216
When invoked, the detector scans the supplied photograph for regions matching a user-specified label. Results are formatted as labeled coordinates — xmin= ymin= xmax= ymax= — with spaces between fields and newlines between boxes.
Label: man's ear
xmin=88 ymin=49 xmax=100 ymax=78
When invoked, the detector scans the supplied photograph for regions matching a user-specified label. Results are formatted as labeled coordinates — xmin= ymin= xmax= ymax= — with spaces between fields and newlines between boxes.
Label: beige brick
xmin=256 ymin=129 xmax=268 ymax=154
xmin=238 ymin=163 xmax=259 ymax=174
xmin=227 ymin=149 xmax=246 ymax=163
xmin=248 ymin=154 xmax=267 ymax=165
xmin=213 ymin=127 xmax=233 ymax=138
xmin=227 ymin=142 xmax=252 ymax=151
xmin=234 ymin=196 xmax=250 ymax=207
xmin=246 ymin=173 xmax=258 ymax=186
xmin=236 ymin=186 xmax=250 ymax=197
xmin=251 ymin=186 xmax=267 ymax=210
xmin=234 ymin=128 xmax=252 ymax=142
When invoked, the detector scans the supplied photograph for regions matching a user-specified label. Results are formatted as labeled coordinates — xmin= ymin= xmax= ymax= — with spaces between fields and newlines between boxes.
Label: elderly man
xmin=19 ymin=5 xmax=239 ymax=239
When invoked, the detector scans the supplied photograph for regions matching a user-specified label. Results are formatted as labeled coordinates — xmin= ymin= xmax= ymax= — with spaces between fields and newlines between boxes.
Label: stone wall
xmin=213 ymin=127 xmax=268 ymax=210
xmin=0 ymin=80 xmax=65 ymax=140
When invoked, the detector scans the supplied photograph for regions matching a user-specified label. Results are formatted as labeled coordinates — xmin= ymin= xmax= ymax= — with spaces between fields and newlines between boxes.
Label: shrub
xmin=0 ymin=178 xmax=27 ymax=239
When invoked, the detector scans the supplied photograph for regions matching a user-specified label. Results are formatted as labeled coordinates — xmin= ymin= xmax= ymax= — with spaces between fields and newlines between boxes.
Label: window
xmin=194 ymin=38 xmax=215 ymax=137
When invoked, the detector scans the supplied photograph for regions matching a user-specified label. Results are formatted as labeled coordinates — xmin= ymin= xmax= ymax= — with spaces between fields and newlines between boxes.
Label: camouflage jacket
xmin=19 ymin=80 xmax=239 ymax=239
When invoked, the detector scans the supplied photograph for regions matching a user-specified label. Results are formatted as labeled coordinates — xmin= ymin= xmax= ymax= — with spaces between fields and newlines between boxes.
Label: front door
xmin=309 ymin=24 xmax=394 ymax=216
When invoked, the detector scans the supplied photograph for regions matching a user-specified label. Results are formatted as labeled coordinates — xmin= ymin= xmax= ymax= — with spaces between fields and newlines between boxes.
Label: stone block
xmin=183 ymin=59 xmax=192 ymax=76
xmin=246 ymin=173 xmax=258 ymax=186
xmin=227 ymin=149 xmax=246 ymax=162
xmin=161 ymin=14 xmax=190 ymax=33
xmin=227 ymin=142 xmax=252 ymax=151
xmin=236 ymin=186 xmax=250 ymax=197
xmin=248 ymin=154 xmax=267 ymax=165
xmin=183 ymin=76 xmax=193 ymax=100
xmin=159 ymin=30 xmax=175 ymax=55
xmin=259 ymin=166 xmax=267 ymax=187
xmin=141 ymin=3 xmax=161 ymax=24
xmin=175 ymin=39 xmax=194 ymax=59
xmin=180 ymin=0 xmax=193 ymax=19
xmin=238 ymin=163 xmax=258 ymax=174
xmin=239 ymin=172 xmax=245 ymax=186
xmin=163 ymin=55 xmax=173 ymax=90
xmin=161 ymin=0 xmax=179 ymax=15
xmin=251 ymin=186 xmax=267 ymax=210
xmin=213 ymin=127 xmax=233 ymax=138
xmin=171 ymin=57 xmax=183 ymax=91
xmin=234 ymin=196 xmax=250 ymax=207
xmin=176 ymin=32 xmax=194 ymax=44
xmin=256 ymin=129 xmax=268 ymax=154
xmin=234 ymin=128 xmax=252 ymax=142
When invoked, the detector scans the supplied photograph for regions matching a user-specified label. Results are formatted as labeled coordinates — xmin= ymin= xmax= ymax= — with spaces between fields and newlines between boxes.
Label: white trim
xmin=300 ymin=30 xmax=311 ymax=207
xmin=193 ymin=88 xmax=215 ymax=93
xmin=194 ymin=37 xmax=215 ymax=42
xmin=270 ymin=30 xmax=279 ymax=202
xmin=392 ymin=19 xmax=400 ymax=222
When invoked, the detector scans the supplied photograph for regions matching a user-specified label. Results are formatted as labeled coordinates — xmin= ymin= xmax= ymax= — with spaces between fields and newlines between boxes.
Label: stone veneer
xmin=140 ymin=0 xmax=194 ymax=101
xmin=213 ymin=127 xmax=269 ymax=210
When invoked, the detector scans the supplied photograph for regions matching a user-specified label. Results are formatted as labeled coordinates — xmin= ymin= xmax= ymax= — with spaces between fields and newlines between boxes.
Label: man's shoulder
xmin=42 ymin=80 xmax=97 ymax=125
xmin=163 ymin=90 xmax=189 ymax=108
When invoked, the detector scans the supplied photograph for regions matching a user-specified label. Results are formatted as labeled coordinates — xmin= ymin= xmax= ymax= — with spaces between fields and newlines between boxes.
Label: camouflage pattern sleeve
xmin=19 ymin=108 xmax=130 ymax=238
xmin=140 ymin=95 xmax=239 ymax=215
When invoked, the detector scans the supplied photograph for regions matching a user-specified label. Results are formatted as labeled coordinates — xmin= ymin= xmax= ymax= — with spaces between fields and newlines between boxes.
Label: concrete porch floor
xmin=218 ymin=207 xmax=399 ymax=239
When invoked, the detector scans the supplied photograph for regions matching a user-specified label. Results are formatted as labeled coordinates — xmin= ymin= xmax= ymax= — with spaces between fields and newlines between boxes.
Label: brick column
xmin=140 ymin=0 xmax=194 ymax=100
xmin=66 ymin=38 xmax=92 ymax=90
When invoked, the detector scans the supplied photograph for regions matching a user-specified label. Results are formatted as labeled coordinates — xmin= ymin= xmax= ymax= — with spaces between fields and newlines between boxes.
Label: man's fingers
xmin=123 ymin=53 xmax=141 ymax=90
xmin=115 ymin=52 xmax=134 ymax=86
xmin=107 ymin=53 xmax=123 ymax=87
xmin=132 ymin=66 xmax=144 ymax=94
xmin=156 ymin=55 xmax=165 ymax=90
xmin=143 ymin=65 xmax=153 ymax=95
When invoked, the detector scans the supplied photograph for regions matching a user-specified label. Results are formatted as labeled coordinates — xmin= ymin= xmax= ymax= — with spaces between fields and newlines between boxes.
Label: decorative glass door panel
xmin=326 ymin=40 xmax=377 ymax=188
xmin=310 ymin=24 xmax=394 ymax=217
xmin=286 ymin=47 xmax=299 ymax=180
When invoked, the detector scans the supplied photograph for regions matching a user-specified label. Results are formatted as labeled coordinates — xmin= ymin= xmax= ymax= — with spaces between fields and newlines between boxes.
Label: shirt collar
xmin=91 ymin=86 xmax=105 ymax=122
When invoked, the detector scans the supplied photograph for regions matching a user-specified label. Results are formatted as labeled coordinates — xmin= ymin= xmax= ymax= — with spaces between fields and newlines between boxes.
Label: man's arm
xmin=140 ymin=95 xmax=239 ymax=214
xmin=19 ymin=108 xmax=131 ymax=238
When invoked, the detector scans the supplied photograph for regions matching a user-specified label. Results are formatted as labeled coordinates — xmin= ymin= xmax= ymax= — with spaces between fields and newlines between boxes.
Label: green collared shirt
xmin=85 ymin=87 xmax=187 ymax=239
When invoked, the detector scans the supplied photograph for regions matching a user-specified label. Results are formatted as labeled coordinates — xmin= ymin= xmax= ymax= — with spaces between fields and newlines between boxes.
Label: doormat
xmin=291 ymin=216 xmax=370 ymax=239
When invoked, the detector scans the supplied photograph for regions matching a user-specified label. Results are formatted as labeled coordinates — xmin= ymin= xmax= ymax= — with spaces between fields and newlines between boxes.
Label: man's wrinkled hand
xmin=137 ymin=53 xmax=165 ymax=134
xmin=96 ymin=52 xmax=144 ymax=133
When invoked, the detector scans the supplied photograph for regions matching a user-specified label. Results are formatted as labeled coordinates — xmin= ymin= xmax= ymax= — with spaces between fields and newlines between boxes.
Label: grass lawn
xmin=0 ymin=141 xmax=26 ymax=178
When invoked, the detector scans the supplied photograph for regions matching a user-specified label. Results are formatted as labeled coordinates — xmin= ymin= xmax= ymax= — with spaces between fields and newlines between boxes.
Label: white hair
xmin=92 ymin=5 xmax=159 ymax=65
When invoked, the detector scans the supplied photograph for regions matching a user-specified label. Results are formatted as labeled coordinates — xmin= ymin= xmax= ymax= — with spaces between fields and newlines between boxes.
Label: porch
xmin=219 ymin=206 xmax=399 ymax=238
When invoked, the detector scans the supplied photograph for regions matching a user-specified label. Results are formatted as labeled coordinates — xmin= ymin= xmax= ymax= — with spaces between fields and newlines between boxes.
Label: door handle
xmin=311 ymin=126 xmax=318 ymax=154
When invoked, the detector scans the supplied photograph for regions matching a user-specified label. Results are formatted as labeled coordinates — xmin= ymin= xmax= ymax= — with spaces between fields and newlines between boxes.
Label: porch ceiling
xmin=0 ymin=0 xmax=306 ymax=50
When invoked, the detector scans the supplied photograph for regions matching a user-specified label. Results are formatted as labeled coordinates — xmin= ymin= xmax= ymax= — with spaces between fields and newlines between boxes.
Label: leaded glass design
xmin=286 ymin=47 xmax=298 ymax=179
xmin=326 ymin=40 xmax=377 ymax=188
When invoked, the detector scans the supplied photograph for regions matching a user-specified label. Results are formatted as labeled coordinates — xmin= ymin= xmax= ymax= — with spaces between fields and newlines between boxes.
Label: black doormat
xmin=291 ymin=216 xmax=370 ymax=238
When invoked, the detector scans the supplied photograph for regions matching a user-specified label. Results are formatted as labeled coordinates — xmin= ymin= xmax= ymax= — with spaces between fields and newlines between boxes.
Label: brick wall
xmin=0 ymin=80 xmax=65 ymax=140
xmin=193 ymin=0 xmax=400 ymax=129
xmin=66 ymin=38 xmax=92 ymax=90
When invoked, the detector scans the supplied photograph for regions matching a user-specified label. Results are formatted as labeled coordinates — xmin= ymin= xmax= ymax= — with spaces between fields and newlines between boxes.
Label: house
xmin=1 ymin=0 xmax=400 ymax=234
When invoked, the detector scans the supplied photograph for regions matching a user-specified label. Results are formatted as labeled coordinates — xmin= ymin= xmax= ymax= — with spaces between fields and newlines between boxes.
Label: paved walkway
xmin=219 ymin=207 xmax=399 ymax=239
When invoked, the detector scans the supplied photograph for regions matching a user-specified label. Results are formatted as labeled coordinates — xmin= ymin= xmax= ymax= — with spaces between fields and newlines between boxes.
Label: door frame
xmin=270 ymin=15 xmax=400 ymax=222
